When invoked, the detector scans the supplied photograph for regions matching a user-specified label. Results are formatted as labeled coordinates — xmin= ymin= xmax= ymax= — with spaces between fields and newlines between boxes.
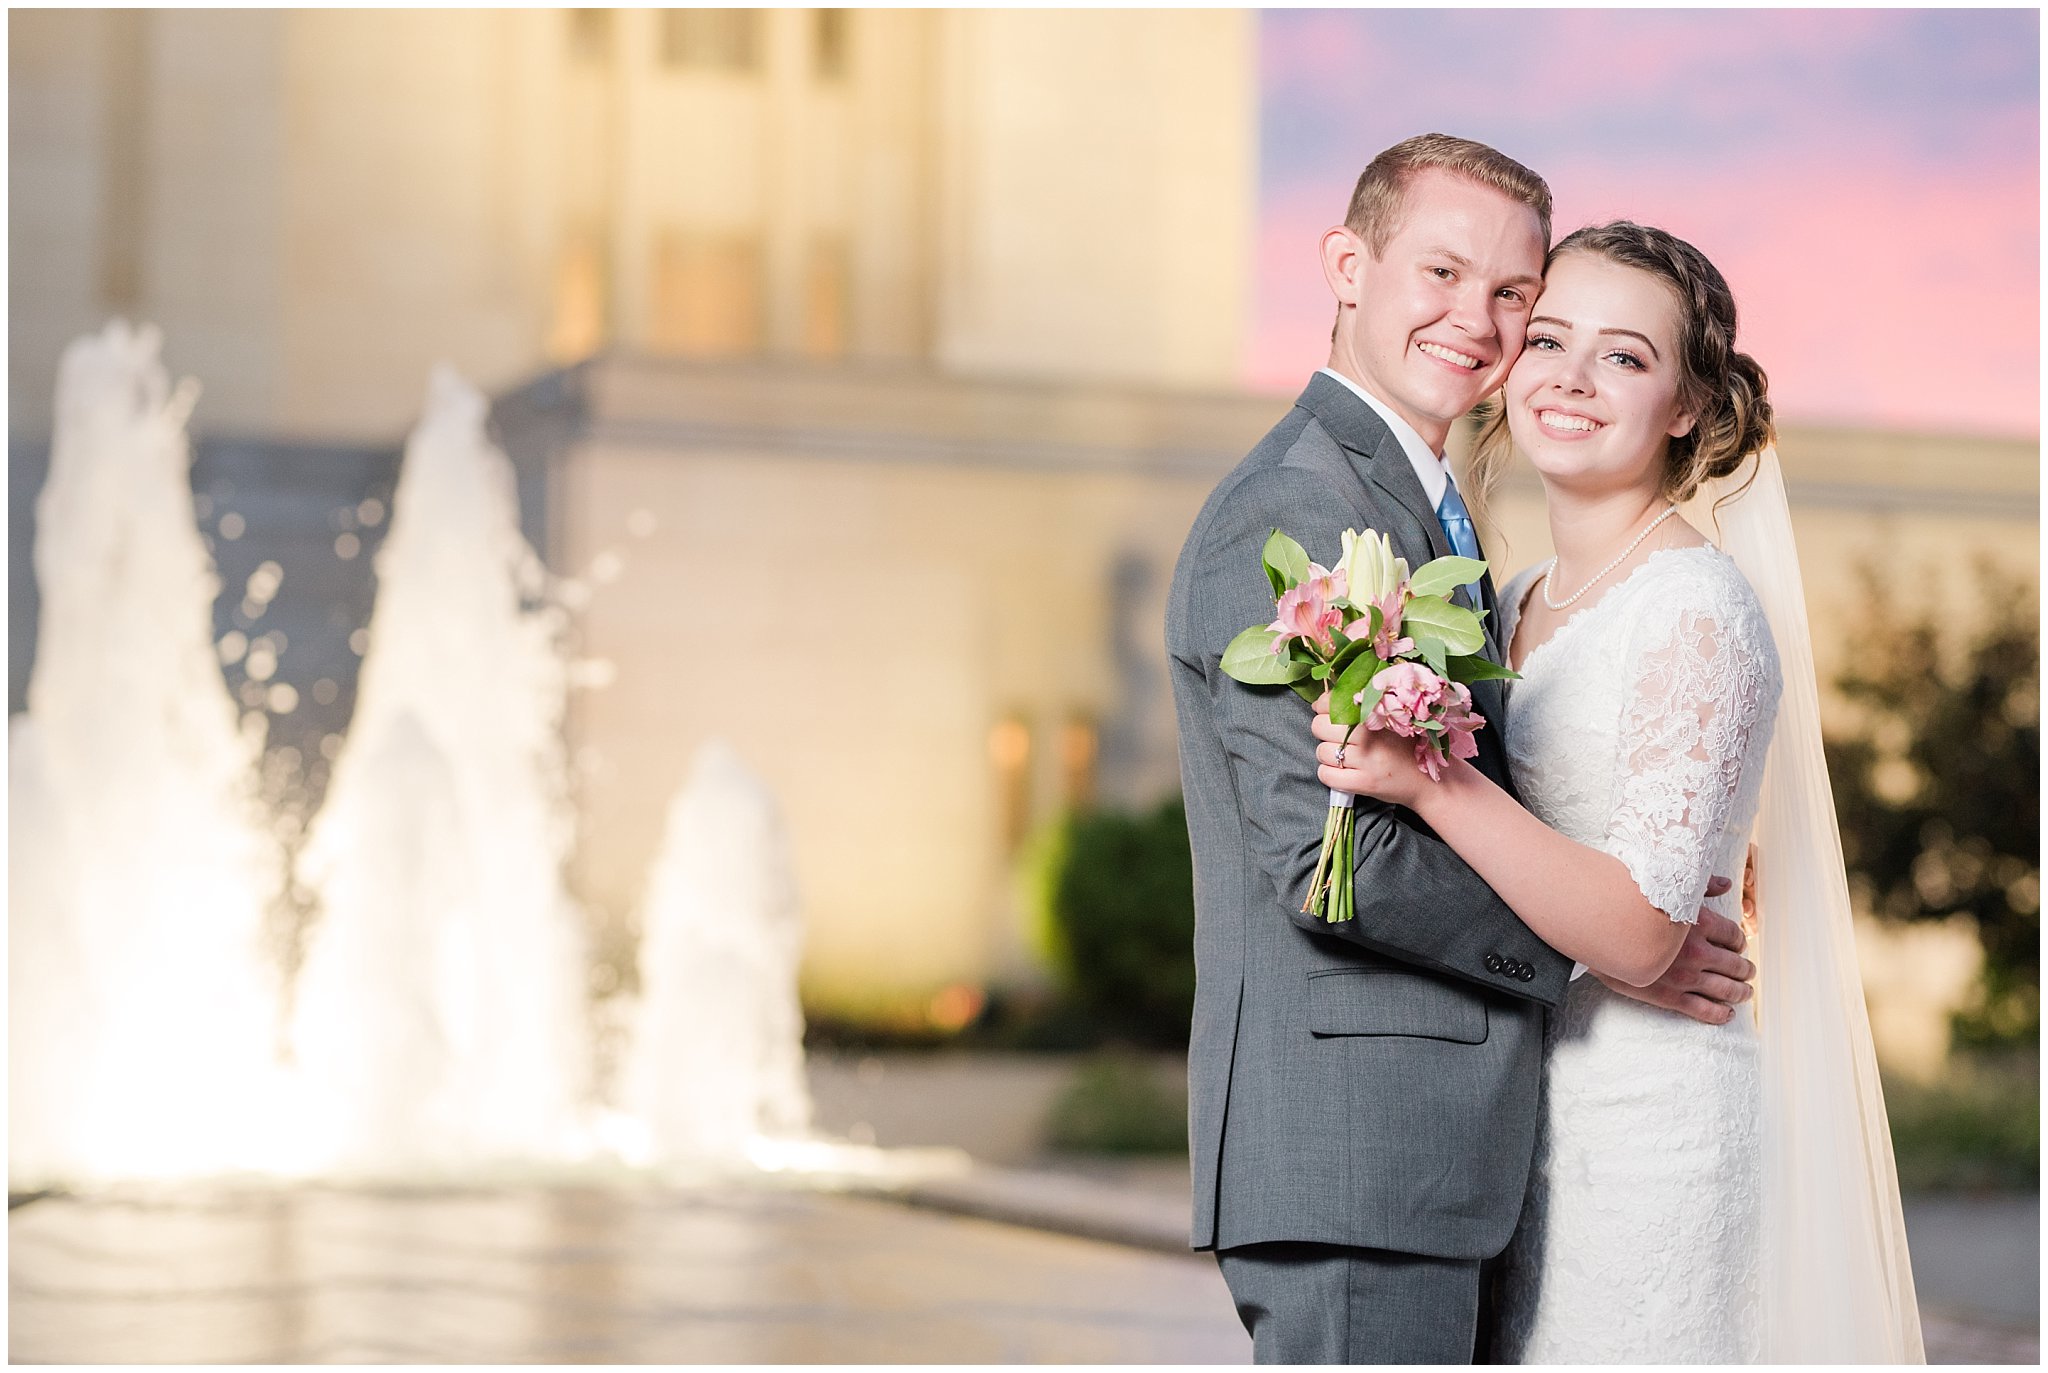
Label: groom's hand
xmin=1595 ymin=875 xmax=1756 ymax=1025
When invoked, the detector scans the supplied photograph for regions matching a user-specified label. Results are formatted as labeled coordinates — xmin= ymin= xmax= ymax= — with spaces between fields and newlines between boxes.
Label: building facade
xmin=8 ymin=9 xmax=2034 ymax=1036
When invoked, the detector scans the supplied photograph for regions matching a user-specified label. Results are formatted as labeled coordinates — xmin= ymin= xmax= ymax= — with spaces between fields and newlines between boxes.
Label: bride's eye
xmin=1527 ymin=334 xmax=1561 ymax=351
xmin=1605 ymin=350 xmax=1646 ymax=371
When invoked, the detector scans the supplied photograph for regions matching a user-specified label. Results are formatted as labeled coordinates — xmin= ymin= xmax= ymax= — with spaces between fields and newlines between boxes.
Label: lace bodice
xmin=1493 ymin=545 xmax=1785 ymax=1363
xmin=1498 ymin=546 xmax=1783 ymax=930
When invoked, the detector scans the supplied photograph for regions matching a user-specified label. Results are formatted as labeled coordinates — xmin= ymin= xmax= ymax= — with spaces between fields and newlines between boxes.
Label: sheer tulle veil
xmin=1692 ymin=447 xmax=1926 ymax=1362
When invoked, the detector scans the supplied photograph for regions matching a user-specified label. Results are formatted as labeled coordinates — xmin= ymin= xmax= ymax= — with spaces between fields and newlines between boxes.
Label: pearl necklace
xmin=1541 ymin=505 xmax=1682 ymax=611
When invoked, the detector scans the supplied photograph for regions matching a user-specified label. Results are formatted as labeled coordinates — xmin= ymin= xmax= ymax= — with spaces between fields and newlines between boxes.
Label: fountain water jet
xmin=288 ymin=365 xmax=593 ymax=1175
xmin=617 ymin=740 xmax=812 ymax=1171
xmin=12 ymin=337 xmax=954 ymax=1192
xmin=9 ymin=321 xmax=287 ymax=1187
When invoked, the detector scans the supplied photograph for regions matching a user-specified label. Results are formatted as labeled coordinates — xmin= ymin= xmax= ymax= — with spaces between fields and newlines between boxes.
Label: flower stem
xmin=1303 ymin=802 xmax=1340 ymax=913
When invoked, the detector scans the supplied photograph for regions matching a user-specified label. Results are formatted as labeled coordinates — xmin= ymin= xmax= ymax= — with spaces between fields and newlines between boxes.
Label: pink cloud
xmin=1247 ymin=161 xmax=2039 ymax=436
xmin=1258 ymin=11 xmax=1375 ymax=92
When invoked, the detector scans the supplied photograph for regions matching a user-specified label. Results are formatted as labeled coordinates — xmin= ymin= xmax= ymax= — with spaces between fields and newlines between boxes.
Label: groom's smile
xmin=1417 ymin=340 xmax=1486 ymax=371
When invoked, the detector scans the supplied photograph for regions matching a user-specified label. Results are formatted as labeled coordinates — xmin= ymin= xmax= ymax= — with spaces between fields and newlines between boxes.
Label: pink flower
xmin=1441 ymin=682 xmax=1485 ymax=762
xmin=1346 ymin=583 xmax=1414 ymax=660
xmin=1362 ymin=667 xmax=1488 ymax=782
xmin=1414 ymin=737 xmax=1449 ymax=782
xmin=1302 ymin=561 xmax=1347 ymax=603
xmin=1269 ymin=580 xmax=1344 ymax=655
xmin=1363 ymin=662 xmax=1448 ymax=736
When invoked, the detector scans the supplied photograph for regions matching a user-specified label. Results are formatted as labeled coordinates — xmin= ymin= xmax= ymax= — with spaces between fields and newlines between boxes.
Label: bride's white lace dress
xmin=1492 ymin=545 xmax=1784 ymax=1364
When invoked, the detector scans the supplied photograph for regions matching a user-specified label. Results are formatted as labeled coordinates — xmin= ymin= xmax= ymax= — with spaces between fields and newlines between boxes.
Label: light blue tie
xmin=1435 ymin=478 xmax=1485 ymax=608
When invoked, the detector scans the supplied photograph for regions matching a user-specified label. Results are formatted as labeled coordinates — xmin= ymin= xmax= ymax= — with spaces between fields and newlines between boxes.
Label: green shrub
xmin=1825 ymin=558 xmax=2039 ymax=1049
xmin=1033 ymin=797 xmax=1197 ymax=1049
xmin=1883 ymin=1052 xmax=2039 ymax=1192
xmin=1044 ymin=1051 xmax=1189 ymax=1155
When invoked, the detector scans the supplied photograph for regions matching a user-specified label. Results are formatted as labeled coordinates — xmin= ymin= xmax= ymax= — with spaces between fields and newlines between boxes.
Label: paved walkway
xmin=864 ymin=1157 xmax=2038 ymax=1365
xmin=11 ymin=1049 xmax=2035 ymax=1362
xmin=9 ymin=1180 xmax=1251 ymax=1363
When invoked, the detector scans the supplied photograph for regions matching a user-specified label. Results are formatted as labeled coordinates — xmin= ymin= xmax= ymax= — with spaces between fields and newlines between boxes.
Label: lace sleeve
xmin=1603 ymin=592 xmax=1774 ymax=923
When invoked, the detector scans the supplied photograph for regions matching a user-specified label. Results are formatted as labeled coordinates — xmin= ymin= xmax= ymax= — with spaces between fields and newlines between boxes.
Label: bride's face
xmin=1504 ymin=253 xmax=1696 ymax=498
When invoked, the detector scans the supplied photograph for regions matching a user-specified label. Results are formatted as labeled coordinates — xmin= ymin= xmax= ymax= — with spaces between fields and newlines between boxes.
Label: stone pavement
xmin=8 ymin=1179 xmax=1251 ymax=1363
xmin=813 ymin=1049 xmax=2040 ymax=1364
xmin=862 ymin=1156 xmax=2040 ymax=1365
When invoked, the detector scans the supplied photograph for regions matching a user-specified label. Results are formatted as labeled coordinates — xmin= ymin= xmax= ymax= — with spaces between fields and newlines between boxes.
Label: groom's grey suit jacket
xmin=1167 ymin=373 xmax=1572 ymax=1260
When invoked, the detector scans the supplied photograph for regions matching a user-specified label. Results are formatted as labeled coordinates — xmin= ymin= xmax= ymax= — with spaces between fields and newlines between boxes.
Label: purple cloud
xmin=1252 ymin=9 xmax=2039 ymax=433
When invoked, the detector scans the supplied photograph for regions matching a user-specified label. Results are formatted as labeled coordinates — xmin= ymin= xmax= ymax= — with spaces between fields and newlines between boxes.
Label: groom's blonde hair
xmin=1345 ymin=134 xmax=1553 ymax=259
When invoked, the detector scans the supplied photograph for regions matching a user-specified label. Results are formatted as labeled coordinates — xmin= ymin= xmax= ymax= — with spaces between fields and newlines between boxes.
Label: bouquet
xmin=1220 ymin=527 xmax=1517 ymax=923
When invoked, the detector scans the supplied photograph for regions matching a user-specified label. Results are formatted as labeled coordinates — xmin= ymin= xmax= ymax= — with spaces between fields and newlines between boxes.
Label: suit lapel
xmin=1296 ymin=374 xmax=1451 ymax=563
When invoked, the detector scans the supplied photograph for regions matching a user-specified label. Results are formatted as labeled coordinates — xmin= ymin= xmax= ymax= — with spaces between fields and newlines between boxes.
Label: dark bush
xmin=1044 ymin=1050 xmax=1189 ymax=1155
xmin=1882 ymin=1053 xmax=2039 ymax=1192
xmin=1036 ymin=796 xmax=1197 ymax=1049
xmin=1824 ymin=557 xmax=2039 ymax=1049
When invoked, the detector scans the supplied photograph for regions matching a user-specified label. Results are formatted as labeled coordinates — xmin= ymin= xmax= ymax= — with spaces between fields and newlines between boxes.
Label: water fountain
xmin=10 ymin=333 xmax=949 ymax=1192
xmin=617 ymin=739 xmax=813 ymax=1171
xmin=8 ymin=322 xmax=286 ymax=1187
xmin=288 ymin=366 xmax=594 ymax=1175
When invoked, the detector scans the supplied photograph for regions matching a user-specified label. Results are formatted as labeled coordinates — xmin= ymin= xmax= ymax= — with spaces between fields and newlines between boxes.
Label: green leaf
xmin=1353 ymin=684 xmax=1386 ymax=721
xmin=1414 ymin=635 xmax=1449 ymax=678
xmin=1329 ymin=650 xmax=1385 ymax=726
xmin=1407 ymin=555 xmax=1489 ymax=600
xmin=1448 ymin=654 xmax=1519 ymax=684
xmin=1291 ymin=679 xmax=1324 ymax=705
xmin=1401 ymin=594 xmax=1486 ymax=655
xmin=1222 ymin=626 xmax=1309 ymax=684
xmin=1264 ymin=559 xmax=1286 ymax=601
xmin=1262 ymin=529 xmax=1312 ymax=591
xmin=1328 ymin=636 xmax=1374 ymax=678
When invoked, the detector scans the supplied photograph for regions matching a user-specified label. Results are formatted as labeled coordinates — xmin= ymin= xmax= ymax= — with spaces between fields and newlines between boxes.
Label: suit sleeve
xmin=1191 ymin=465 xmax=1571 ymax=1007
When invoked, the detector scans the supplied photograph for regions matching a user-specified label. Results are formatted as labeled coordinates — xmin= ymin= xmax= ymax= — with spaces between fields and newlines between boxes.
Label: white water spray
xmin=289 ymin=365 xmax=593 ymax=1175
xmin=8 ymin=321 xmax=286 ymax=1187
xmin=618 ymin=740 xmax=812 ymax=1169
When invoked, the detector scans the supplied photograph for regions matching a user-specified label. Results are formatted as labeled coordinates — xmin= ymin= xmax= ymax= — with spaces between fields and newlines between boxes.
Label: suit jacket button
xmin=1484 ymin=954 xmax=1504 ymax=973
xmin=1519 ymin=965 xmax=1536 ymax=982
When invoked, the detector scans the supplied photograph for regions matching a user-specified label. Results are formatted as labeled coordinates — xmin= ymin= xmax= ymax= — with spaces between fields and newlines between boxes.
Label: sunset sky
xmin=1249 ymin=9 xmax=2039 ymax=437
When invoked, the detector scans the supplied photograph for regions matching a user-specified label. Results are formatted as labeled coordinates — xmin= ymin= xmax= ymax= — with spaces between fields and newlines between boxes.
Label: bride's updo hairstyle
xmin=1467 ymin=221 xmax=1775 ymax=525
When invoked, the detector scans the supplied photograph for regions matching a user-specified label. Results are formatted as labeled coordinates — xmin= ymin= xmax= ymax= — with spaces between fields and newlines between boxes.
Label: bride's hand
xmin=1309 ymin=695 xmax=1424 ymax=808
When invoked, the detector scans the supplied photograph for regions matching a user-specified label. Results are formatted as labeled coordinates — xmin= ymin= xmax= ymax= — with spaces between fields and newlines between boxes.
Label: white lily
xmin=1339 ymin=527 xmax=1406 ymax=606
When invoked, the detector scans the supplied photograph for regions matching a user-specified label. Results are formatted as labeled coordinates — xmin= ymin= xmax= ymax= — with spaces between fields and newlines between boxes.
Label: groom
xmin=1165 ymin=134 xmax=1757 ymax=1364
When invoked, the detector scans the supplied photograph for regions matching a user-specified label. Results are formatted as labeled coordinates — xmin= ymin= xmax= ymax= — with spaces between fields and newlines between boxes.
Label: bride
xmin=1310 ymin=222 xmax=1923 ymax=1362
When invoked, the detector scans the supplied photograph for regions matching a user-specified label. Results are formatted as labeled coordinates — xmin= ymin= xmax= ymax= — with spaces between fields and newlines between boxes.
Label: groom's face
xmin=1330 ymin=170 xmax=1547 ymax=450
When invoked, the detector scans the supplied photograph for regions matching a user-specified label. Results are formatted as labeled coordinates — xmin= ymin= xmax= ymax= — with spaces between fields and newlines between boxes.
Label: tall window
xmin=813 ymin=9 xmax=849 ymax=80
xmin=566 ymin=8 xmax=612 ymax=64
xmin=989 ymin=716 xmax=1033 ymax=855
xmin=549 ymin=228 xmax=608 ymax=362
xmin=659 ymin=9 xmax=761 ymax=72
xmin=803 ymin=239 xmax=849 ymax=358
xmin=650 ymin=231 xmax=763 ymax=356
xmin=1060 ymin=716 xmax=1098 ymax=812
xmin=99 ymin=9 xmax=148 ymax=312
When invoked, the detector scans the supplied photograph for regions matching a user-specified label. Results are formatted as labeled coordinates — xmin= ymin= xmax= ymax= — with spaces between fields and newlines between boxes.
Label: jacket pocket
xmin=1306 ymin=967 xmax=1488 ymax=1043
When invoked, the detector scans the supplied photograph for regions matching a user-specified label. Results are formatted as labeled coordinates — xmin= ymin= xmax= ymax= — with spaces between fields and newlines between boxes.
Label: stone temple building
xmin=9 ymin=10 xmax=2034 ymax=1037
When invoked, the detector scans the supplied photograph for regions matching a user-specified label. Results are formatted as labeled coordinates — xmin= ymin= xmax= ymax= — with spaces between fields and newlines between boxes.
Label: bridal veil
xmin=1695 ymin=447 xmax=1926 ymax=1362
